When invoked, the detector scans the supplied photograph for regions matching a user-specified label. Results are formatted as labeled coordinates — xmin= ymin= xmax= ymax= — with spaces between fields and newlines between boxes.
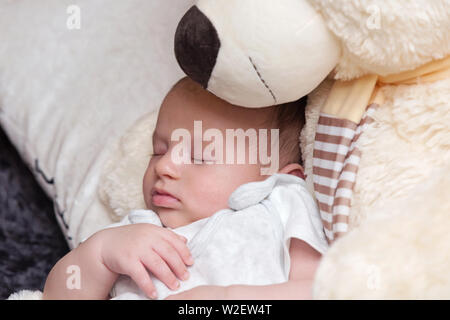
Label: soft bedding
xmin=0 ymin=128 xmax=68 ymax=299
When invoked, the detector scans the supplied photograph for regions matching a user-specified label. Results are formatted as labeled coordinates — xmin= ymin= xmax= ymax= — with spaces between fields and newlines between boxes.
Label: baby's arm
xmin=165 ymin=238 xmax=322 ymax=300
xmin=42 ymin=231 xmax=118 ymax=299
xmin=43 ymin=224 xmax=194 ymax=300
xmin=225 ymin=238 xmax=321 ymax=299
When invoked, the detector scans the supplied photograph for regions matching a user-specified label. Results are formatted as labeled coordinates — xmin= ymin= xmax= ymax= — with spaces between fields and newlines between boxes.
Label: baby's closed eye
xmin=191 ymin=156 xmax=207 ymax=164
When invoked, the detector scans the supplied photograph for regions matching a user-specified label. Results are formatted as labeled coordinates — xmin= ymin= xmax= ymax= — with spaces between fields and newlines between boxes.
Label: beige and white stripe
xmin=313 ymin=104 xmax=378 ymax=243
xmin=311 ymin=55 xmax=450 ymax=243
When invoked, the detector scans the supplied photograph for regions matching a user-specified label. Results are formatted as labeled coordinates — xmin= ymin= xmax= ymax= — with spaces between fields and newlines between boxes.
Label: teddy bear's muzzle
xmin=174 ymin=5 xmax=221 ymax=89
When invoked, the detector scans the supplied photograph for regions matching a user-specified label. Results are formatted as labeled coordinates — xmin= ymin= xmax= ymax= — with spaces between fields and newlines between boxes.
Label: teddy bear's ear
xmin=174 ymin=0 xmax=341 ymax=108
xmin=175 ymin=6 xmax=221 ymax=89
xmin=310 ymin=0 xmax=450 ymax=79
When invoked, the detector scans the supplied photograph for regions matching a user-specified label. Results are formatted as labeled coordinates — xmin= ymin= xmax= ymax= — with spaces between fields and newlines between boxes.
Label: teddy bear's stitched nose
xmin=175 ymin=5 xmax=221 ymax=89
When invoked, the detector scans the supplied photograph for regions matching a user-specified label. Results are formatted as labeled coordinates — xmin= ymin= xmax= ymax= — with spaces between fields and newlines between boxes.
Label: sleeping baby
xmin=42 ymin=77 xmax=328 ymax=300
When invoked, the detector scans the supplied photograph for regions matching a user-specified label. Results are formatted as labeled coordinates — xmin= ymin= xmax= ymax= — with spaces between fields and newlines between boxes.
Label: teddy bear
xmin=168 ymin=0 xmax=450 ymax=298
xmin=9 ymin=0 xmax=449 ymax=300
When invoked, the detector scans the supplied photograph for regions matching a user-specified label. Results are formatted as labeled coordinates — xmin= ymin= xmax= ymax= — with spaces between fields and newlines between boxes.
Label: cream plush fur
xmin=300 ymin=0 xmax=450 ymax=298
xmin=313 ymin=166 xmax=450 ymax=299
xmin=302 ymin=77 xmax=450 ymax=299
xmin=311 ymin=0 xmax=450 ymax=80
xmin=98 ymin=112 xmax=157 ymax=219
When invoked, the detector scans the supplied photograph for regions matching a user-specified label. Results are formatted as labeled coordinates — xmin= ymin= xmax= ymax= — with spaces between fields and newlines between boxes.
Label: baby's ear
xmin=278 ymin=163 xmax=306 ymax=180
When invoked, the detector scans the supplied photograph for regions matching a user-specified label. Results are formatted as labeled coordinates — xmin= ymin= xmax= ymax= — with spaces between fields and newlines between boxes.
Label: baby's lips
xmin=151 ymin=192 xmax=180 ymax=208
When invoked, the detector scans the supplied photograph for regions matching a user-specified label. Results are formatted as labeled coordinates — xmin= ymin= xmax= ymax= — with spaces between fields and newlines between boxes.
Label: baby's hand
xmin=94 ymin=224 xmax=194 ymax=299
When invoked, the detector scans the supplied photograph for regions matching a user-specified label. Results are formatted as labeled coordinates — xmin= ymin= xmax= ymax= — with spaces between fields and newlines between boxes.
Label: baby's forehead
xmin=166 ymin=80 xmax=275 ymax=129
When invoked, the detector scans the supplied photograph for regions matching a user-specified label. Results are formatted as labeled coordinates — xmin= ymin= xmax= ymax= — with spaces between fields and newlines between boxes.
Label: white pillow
xmin=0 ymin=0 xmax=194 ymax=248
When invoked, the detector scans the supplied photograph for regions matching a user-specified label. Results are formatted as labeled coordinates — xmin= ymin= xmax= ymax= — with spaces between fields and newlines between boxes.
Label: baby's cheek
xmin=194 ymin=179 xmax=231 ymax=215
xmin=187 ymin=165 xmax=260 ymax=217
xmin=142 ymin=168 xmax=154 ymax=208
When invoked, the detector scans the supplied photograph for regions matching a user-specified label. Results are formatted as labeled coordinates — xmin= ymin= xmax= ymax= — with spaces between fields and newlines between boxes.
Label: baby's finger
xmin=154 ymin=240 xmax=190 ymax=282
xmin=141 ymin=250 xmax=181 ymax=291
xmin=162 ymin=231 xmax=194 ymax=266
xmin=128 ymin=263 xmax=158 ymax=300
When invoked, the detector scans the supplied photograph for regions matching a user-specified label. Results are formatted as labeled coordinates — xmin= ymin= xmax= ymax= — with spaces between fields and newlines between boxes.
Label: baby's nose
xmin=175 ymin=5 xmax=220 ymax=89
xmin=154 ymin=152 xmax=180 ymax=180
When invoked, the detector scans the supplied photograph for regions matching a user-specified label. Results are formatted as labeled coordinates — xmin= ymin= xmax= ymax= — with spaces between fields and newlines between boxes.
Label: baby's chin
xmin=152 ymin=207 xmax=189 ymax=229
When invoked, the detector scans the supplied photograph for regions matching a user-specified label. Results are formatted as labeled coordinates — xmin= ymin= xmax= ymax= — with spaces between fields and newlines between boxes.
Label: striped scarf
xmin=313 ymin=56 xmax=450 ymax=243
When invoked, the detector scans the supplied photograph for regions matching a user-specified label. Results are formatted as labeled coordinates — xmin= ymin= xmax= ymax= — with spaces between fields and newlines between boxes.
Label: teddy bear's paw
xmin=98 ymin=110 xmax=158 ymax=221
xmin=313 ymin=165 xmax=450 ymax=299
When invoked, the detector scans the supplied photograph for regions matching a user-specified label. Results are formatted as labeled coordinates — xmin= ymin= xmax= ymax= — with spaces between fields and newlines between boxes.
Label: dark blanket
xmin=0 ymin=128 xmax=69 ymax=299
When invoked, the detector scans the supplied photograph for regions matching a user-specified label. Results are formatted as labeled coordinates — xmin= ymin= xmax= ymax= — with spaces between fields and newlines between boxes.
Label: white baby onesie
xmin=106 ymin=173 xmax=328 ymax=300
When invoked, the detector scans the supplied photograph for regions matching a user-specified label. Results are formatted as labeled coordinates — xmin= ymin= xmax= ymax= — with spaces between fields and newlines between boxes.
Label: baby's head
xmin=143 ymin=77 xmax=306 ymax=228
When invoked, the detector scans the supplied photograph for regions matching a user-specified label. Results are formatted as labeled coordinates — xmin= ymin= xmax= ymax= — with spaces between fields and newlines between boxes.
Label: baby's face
xmin=143 ymin=78 xmax=277 ymax=228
